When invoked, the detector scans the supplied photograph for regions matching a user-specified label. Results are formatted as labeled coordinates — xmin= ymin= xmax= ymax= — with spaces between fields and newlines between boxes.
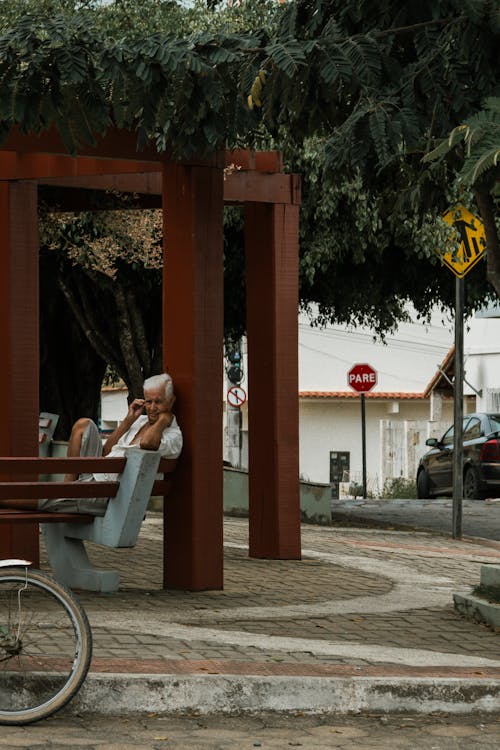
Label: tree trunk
xmin=474 ymin=186 xmax=500 ymax=298
xmin=40 ymin=255 xmax=107 ymax=439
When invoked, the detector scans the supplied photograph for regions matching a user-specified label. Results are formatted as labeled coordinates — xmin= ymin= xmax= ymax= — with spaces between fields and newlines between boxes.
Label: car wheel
xmin=463 ymin=466 xmax=483 ymax=500
xmin=417 ymin=469 xmax=431 ymax=499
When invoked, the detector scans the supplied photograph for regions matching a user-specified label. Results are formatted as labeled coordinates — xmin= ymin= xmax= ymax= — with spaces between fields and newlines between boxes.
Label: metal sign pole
xmin=452 ymin=276 xmax=464 ymax=538
xmin=361 ymin=392 xmax=367 ymax=499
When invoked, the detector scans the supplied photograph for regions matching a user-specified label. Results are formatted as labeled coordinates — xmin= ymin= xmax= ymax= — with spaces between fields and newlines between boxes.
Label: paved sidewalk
xmin=39 ymin=515 xmax=500 ymax=716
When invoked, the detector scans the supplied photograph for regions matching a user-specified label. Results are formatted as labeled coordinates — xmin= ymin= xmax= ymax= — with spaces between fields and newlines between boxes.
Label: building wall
xmin=298 ymin=398 xmax=453 ymax=494
xmin=100 ymin=388 xmax=128 ymax=430
xmin=462 ymin=317 xmax=500 ymax=412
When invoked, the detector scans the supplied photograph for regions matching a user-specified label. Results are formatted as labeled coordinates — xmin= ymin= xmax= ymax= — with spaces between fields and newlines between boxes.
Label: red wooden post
xmin=245 ymin=202 xmax=301 ymax=559
xmin=0 ymin=181 xmax=40 ymax=562
xmin=162 ymin=162 xmax=224 ymax=589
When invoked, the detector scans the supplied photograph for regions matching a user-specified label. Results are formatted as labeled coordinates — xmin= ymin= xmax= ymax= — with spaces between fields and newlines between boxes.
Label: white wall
xmin=463 ymin=316 xmax=500 ymax=411
xmin=298 ymin=398 xmax=453 ymax=493
xmin=295 ymin=306 xmax=455 ymax=491
xmin=100 ymin=388 xmax=128 ymax=430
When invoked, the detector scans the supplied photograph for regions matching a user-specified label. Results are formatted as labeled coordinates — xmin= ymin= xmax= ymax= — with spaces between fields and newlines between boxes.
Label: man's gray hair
xmin=143 ymin=373 xmax=174 ymax=400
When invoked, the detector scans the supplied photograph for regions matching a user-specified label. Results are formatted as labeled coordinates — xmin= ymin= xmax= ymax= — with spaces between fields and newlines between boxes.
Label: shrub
xmin=382 ymin=477 xmax=417 ymax=499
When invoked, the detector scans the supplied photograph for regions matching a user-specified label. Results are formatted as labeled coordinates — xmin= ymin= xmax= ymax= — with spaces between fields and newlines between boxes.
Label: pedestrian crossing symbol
xmin=440 ymin=205 xmax=486 ymax=278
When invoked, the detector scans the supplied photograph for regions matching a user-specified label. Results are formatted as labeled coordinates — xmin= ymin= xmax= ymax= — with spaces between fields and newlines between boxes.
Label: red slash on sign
xmin=227 ymin=385 xmax=247 ymax=408
xmin=348 ymin=363 xmax=377 ymax=393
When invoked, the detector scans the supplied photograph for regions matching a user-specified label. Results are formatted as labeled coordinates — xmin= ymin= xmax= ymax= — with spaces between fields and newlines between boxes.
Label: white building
xmin=295 ymin=309 xmax=456 ymax=496
xmin=460 ymin=305 xmax=500 ymax=412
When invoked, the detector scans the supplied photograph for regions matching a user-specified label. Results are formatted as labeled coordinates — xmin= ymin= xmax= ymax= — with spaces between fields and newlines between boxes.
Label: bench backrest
xmin=68 ymin=448 xmax=161 ymax=546
xmin=0 ymin=450 xmax=177 ymax=547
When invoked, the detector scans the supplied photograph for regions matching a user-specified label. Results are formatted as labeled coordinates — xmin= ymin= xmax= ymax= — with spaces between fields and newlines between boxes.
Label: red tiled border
xmin=89 ymin=658 xmax=500 ymax=679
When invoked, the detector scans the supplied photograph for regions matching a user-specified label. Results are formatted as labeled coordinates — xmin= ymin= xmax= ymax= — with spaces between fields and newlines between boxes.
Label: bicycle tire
xmin=0 ymin=566 xmax=92 ymax=725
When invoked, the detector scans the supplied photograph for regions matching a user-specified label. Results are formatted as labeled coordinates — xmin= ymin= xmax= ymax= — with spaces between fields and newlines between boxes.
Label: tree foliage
xmin=252 ymin=1 xmax=500 ymax=304
xmin=0 ymin=2 xmax=271 ymax=157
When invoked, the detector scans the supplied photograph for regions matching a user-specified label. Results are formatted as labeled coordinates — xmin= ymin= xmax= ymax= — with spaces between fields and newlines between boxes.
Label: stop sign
xmin=348 ymin=363 xmax=377 ymax=393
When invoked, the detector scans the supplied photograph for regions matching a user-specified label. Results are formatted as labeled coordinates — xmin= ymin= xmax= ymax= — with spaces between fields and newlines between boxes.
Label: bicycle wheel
xmin=0 ymin=566 xmax=92 ymax=725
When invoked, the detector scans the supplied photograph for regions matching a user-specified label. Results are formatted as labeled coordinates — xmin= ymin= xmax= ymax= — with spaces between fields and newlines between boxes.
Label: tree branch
xmin=113 ymin=281 xmax=145 ymax=397
xmin=59 ymin=274 xmax=127 ymax=382
xmin=151 ymin=326 xmax=163 ymax=376
xmin=123 ymin=282 xmax=151 ymax=375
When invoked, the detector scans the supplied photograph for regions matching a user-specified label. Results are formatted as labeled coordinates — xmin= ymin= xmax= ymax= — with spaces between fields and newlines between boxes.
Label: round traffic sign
xmin=348 ymin=363 xmax=377 ymax=393
xmin=227 ymin=385 xmax=247 ymax=408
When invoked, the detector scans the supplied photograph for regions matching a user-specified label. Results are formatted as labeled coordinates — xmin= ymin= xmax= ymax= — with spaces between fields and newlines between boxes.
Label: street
xmin=331 ymin=497 xmax=500 ymax=541
xmin=3 ymin=711 xmax=500 ymax=749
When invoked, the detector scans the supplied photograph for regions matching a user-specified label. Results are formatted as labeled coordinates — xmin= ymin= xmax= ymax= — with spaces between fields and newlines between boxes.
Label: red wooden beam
xmin=0 ymin=182 xmax=40 ymax=563
xmin=0 ymin=457 xmax=126 ymax=474
xmin=1 ymin=126 xmax=166 ymax=161
xmin=0 ymin=152 xmax=159 ymax=181
xmin=224 ymin=172 xmax=301 ymax=205
xmin=0 ymin=482 xmax=118 ymax=500
xmin=0 ymin=125 xmax=224 ymax=167
xmin=37 ymin=170 xmax=300 ymax=206
xmin=0 ymin=147 xmax=287 ymax=182
xmin=225 ymin=150 xmax=284 ymax=173
xmin=245 ymin=202 xmax=301 ymax=559
xmin=0 ymin=510 xmax=92 ymax=523
xmin=162 ymin=161 xmax=225 ymax=590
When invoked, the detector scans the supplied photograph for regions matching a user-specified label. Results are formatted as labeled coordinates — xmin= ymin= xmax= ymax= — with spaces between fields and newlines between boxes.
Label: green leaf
xmin=264 ymin=40 xmax=305 ymax=76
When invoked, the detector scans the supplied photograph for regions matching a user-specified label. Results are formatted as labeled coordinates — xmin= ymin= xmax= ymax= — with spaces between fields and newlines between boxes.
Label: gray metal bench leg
xmin=42 ymin=525 xmax=120 ymax=593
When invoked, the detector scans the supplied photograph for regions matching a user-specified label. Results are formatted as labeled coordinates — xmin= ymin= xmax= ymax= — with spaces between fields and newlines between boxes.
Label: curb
xmin=71 ymin=674 xmax=500 ymax=716
xmin=454 ymin=592 xmax=500 ymax=629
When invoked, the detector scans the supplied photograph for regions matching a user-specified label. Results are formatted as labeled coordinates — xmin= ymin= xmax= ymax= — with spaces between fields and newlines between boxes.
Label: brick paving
xmin=38 ymin=516 xmax=500 ymax=677
xmin=3 ymin=711 xmax=500 ymax=749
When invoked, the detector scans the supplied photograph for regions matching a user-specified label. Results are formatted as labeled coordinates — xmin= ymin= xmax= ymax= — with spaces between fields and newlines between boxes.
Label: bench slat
xmin=0 ymin=510 xmax=93 ymax=523
xmin=0 ymin=457 xmax=177 ymax=475
xmin=0 ymin=481 xmax=119 ymax=500
xmin=0 ymin=457 xmax=127 ymax=474
xmin=158 ymin=458 xmax=177 ymax=473
xmin=151 ymin=479 xmax=171 ymax=495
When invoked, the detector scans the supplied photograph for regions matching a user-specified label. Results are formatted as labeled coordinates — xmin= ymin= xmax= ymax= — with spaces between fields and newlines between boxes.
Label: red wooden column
xmin=162 ymin=162 xmax=224 ymax=589
xmin=0 ymin=181 xmax=40 ymax=562
xmin=245 ymin=202 xmax=301 ymax=559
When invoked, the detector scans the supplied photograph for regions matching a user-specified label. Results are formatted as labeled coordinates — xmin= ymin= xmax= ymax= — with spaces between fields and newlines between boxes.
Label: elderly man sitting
xmin=38 ymin=372 xmax=182 ymax=516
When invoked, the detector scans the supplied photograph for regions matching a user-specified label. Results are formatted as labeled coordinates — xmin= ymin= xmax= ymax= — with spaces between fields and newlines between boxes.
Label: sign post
xmin=348 ymin=363 xmax=377 ymax=499
xmin=438 ymin=205 xmax=486 ymax=539
xmin=453 ymin=277 xmax=464 ymax=538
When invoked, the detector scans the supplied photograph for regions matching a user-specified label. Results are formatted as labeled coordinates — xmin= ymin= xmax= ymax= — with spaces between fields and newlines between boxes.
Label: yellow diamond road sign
xmin=440 ymin=205 xmax=486 ymax=278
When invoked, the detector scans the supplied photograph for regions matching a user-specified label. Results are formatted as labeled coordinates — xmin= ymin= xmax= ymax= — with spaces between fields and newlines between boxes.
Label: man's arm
xmin=102 ymin=399 xmax=145 ymax=456
xmin=138 ymin=412 xmax=173 ymax=451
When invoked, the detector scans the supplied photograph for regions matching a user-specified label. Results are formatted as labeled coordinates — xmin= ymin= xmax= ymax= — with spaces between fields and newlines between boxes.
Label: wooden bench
xmin=0 ymin=450 xmax=176 ymax=593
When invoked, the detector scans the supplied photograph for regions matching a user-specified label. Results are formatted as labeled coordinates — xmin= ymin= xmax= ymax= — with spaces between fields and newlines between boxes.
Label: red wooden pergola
xmin=0 ymin=127 xmax=301 ymax=590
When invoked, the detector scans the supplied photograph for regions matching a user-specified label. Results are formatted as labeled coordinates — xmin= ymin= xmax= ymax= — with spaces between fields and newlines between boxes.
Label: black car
xmin=416 ymin=413 xmax=500 ymax=500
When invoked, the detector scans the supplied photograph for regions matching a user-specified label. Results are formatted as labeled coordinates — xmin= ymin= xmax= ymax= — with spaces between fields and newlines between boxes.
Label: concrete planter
xmin=223 ymin=466 xmax=332 ymax=526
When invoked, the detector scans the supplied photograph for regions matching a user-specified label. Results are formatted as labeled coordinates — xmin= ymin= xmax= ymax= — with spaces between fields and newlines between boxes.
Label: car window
xmin=463 ymin=417 xmax=482 ymax=440
xmin=488 ymin=414 xmax=500 ymax=434
xmin=442 ymin=425 xmax=454 ymax=446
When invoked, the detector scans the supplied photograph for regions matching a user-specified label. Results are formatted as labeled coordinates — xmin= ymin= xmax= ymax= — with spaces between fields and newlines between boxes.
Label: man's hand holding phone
xmin=128 ymin=399 xmax=146 ymax=422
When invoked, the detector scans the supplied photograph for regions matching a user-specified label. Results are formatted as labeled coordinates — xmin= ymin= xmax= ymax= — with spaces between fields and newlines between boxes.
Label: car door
xmin=426 ymin=424 xmax=455 ymax=493
xmin=463 ymin=416 xmax=483 ymax=466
